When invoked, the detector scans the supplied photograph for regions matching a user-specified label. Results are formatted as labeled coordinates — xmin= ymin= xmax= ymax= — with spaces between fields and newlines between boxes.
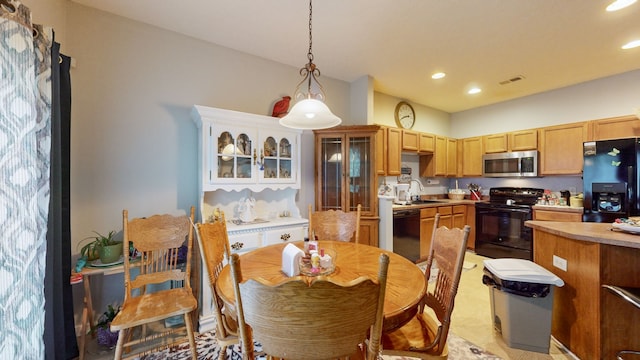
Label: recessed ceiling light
xmin=468 ymin=87 xmax=482 ymax=95
xmin=622 ymin=39 xmax=640 ymax=49
xmin=431 ymin=72 xmax=446 ymax=79
xmin=606 ymin=0 xmax=637 ymax=11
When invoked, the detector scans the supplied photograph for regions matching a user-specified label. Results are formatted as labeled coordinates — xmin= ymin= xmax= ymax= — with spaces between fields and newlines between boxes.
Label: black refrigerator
xmin=583 ymin=138 xmax=640 ymax=222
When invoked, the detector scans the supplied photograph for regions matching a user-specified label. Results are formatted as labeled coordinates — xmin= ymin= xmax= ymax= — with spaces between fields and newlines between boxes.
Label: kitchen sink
xmin=409 ymin=199 xmax=443 ymax=204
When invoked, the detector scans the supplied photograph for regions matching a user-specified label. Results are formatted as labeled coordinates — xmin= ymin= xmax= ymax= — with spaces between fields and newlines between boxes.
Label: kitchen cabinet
xmin=375 ymin=125 xmax=405 ymax=176
xmin=460 ymin=136 xmax=483 ymax=176
xmin=376 ymin=126 xmax=386 ymax=175
xmin=590 ymin=114 xmax=640 ymax=141
xmin=483 ymin=130 xmax=537 ymax=153
xmin=419 ymin=132 xmax=435 ymax=153
xmin=466 ymin=204 xmax=476 ymax=250
xmin=420 ymin=205 xmax=466 ymax=257
xmin=531 ymin=223 xmax=640 ymax=360
xmin=452 ymin=205 xmax=466 ymax=229
xmin=192 ymin=105 xmax=302 ymax=192
xmin=402 ymin=130 xmax=419 ymax=152
xmin=446 ymin=138 xmax=458 ymax=177
xmin=313 ymin=125 xmax=380 ymax=246
xmin=509 ymin=129 xmax=537 ymax=151
xmin=483 ymin=133 xmax=508 ymax=153
xmin=533 ymin=207 xmax=583 ymax=222
xmin=539 ymin=121 xmax=589 ymax=175
xmin=419 ymin=136 xmax=457 ymax=177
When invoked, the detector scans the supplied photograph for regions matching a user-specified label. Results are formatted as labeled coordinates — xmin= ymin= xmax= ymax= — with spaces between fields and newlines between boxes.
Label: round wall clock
xmin=394 ymin=101 xmax=415 ymax=129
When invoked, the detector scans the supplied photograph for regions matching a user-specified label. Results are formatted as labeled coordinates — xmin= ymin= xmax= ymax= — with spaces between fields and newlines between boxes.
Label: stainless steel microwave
xmin=482 ymin=150 xmax=538 ymax=177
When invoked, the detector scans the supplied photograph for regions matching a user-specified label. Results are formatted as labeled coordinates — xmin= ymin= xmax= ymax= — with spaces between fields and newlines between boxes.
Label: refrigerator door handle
xmin=628 ymin=165 xmax=635 ymax=217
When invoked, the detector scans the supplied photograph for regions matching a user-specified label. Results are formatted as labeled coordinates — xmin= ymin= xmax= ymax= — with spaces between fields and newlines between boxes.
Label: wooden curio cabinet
xmin=313 ymin=125 xmax=380 ymax=247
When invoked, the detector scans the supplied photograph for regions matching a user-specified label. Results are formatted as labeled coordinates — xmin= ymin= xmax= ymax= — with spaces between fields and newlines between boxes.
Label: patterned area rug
xmin=140 ymin=330 xmax=501 ymax=360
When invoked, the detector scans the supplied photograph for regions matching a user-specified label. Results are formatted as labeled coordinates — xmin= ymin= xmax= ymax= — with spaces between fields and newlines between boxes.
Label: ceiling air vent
xmin=499 ymin=75 xmax=525 ymax=85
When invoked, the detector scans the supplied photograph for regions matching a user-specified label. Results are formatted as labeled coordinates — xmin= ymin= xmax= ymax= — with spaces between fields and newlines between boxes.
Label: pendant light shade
xmin=281 ymin=98 xmax=342 ymax=129
xmin=279 ymin=0 xmax=342 ymax=130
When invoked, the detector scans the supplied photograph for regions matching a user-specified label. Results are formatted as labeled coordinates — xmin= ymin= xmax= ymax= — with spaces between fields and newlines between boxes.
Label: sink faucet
xmin=410 ymin=179 xmax=424 ymax=191
xmin=409 ymin=179 xmax=424 ymax=200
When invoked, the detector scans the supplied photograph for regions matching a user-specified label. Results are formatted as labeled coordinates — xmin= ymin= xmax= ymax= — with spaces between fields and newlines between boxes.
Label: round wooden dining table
xmin=215 ymin=241 xmax=426 ymax=332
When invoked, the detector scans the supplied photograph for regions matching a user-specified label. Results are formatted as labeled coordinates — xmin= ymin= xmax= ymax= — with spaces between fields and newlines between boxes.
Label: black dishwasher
xmin=393 ymin=207 xmax=421 ymax=263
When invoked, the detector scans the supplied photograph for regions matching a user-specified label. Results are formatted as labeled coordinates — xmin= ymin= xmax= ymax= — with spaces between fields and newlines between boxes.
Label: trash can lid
xmin=483 ymin=258 xmax=564 ymax=286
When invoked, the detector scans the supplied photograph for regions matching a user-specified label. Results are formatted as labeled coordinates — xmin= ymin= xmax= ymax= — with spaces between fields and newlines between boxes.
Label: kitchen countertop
xmin=225 ymin=216 xmax=308 ymax=232
xmin=392 ymin=198 xmax=483 ymax=210
xmin=525 ymin=220 xmax=640 ymax=249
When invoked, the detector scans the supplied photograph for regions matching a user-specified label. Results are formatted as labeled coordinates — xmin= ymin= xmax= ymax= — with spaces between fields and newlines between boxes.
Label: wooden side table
xmin=73 ymin=263 xmax=128 ymax=360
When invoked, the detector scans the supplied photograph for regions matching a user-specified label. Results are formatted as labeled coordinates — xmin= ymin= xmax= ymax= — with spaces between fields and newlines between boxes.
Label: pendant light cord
xmin=307 ymin=0 xmax=313 ymax=63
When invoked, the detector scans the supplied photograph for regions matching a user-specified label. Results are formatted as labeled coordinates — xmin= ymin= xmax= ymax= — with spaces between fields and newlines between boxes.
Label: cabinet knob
xmin=231 ymin=242 xmax=244 ymax=251
xmin=280 ymin=233 xmax=291 ymax=242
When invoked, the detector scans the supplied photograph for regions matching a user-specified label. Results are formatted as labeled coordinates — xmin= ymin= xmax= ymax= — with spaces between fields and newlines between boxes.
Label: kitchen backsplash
xmin=383 ymin=154 xmax=583 ymax=197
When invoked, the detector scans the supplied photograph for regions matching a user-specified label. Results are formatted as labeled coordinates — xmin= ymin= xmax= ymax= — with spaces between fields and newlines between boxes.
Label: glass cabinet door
xmin=316 ymin=130 xmax=376 ymax=216
xmin=260 ymin=133 xmax=296 ymax=183
xmin=319 ymin=136 xmax=344 ymax=211
xmin=211 ymin=127 xmax=257 ymax=183
xmin=347 ymin=135 xmax=372 ymax=214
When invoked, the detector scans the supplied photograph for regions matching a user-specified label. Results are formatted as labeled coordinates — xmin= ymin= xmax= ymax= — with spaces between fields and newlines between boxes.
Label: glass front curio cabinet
xmin=313 ymin=125 xmax=380 ymax=246
xmin=193 ymin=106 xmax=301 ymax=192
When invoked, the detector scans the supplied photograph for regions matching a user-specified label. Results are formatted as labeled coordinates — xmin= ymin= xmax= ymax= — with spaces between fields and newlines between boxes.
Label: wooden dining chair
xmin=381 ymin=214 xmax=470 ymax=359
xmin=110 ymin=207 xmax=198 ymax=360
xmin=195 ymin=212 xmax=240 ymax=360
xmin=228 ymin=253 xmax=254 ymax=360
xmin=308 ymin=204 xmax=361 ymax=243
xmin=229 ymin=251 xmax=389 ymax=360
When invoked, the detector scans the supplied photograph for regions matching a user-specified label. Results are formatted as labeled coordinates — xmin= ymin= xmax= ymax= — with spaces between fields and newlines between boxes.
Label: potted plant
xmin=79 ymin=230 xmax=122 ymax=264
xmin=94 ymin=303 xmax=120 ymax=348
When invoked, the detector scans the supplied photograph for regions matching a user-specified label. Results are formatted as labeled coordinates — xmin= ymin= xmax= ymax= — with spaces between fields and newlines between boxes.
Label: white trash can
xmin=482 ymin=258 xmax=565 ymax=353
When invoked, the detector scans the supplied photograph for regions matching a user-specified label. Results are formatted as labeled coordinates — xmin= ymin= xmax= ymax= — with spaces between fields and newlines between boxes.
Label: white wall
xmin=25 ymin=0 xmax=352 ymax=322
xmin=451 ymin=69 xmax=640 ymax=138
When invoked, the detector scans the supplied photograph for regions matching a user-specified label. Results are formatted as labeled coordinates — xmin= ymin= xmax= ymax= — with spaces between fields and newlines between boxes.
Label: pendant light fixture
xmin=279 ymin=0 xmax=342 ymax=130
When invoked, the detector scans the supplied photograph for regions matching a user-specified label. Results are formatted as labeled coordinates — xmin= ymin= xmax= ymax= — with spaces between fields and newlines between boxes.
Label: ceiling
xmin=70 ymin=0 xmax=640 ymax=113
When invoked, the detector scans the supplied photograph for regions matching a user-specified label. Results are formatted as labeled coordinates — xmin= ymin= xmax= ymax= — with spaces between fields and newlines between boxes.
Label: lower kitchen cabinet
xmin=466 ymin=204 xmax=476 ymax=250
xmin=420 ymin=205 xmax=466 ymax=258
xmin=533 ymin=206 xmax=583 ymax=222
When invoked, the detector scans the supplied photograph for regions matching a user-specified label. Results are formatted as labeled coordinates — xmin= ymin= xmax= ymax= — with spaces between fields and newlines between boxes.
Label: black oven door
xmin=475 ymin=203 xmax=533 ymax=260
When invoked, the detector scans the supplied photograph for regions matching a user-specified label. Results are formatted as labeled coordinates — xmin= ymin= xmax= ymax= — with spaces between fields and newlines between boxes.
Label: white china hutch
xmin=191 ymin=105 xmax=308 ymax=331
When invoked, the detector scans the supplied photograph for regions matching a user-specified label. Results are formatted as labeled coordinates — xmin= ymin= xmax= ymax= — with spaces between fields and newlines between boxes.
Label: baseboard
xmin=198 ymin=314 xmax=216 ymax=333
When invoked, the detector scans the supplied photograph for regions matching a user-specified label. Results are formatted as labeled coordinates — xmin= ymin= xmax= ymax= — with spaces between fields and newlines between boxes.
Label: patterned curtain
xmin=1 ymin=1 xmax=53 ymax=358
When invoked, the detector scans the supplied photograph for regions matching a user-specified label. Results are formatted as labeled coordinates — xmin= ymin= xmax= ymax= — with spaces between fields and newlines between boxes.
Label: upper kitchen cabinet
xmin=313 ymin=125 xmax=380 ymax=246
xmin=401 ymin=130 xmax=419 ymax=152
xmin=509 ymin=129 xmax=538 ymax=151
xmin=192 ymin=105 xmax=302 ymax=192
xmin=539 ymin=121 xmax=589 ymax=175
xmin=483 ymin=129 xmax=537 ymax=153
xmin=401 ymin=129 xmax=435 ymax=154
xmin=420 ymin=136 xmax=457 ymax=177
xmin=377 ymin=126 xmax=401 ymax=176
xmin=483 ymin=133 xmax=508 ymax=153
xmin=460 ymin=136 xmax=483 ymax=177
xmin=419 ymin=132 xmax=435 ymax=153
xmin=590 ymin=115 xmax=640 ymax=141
